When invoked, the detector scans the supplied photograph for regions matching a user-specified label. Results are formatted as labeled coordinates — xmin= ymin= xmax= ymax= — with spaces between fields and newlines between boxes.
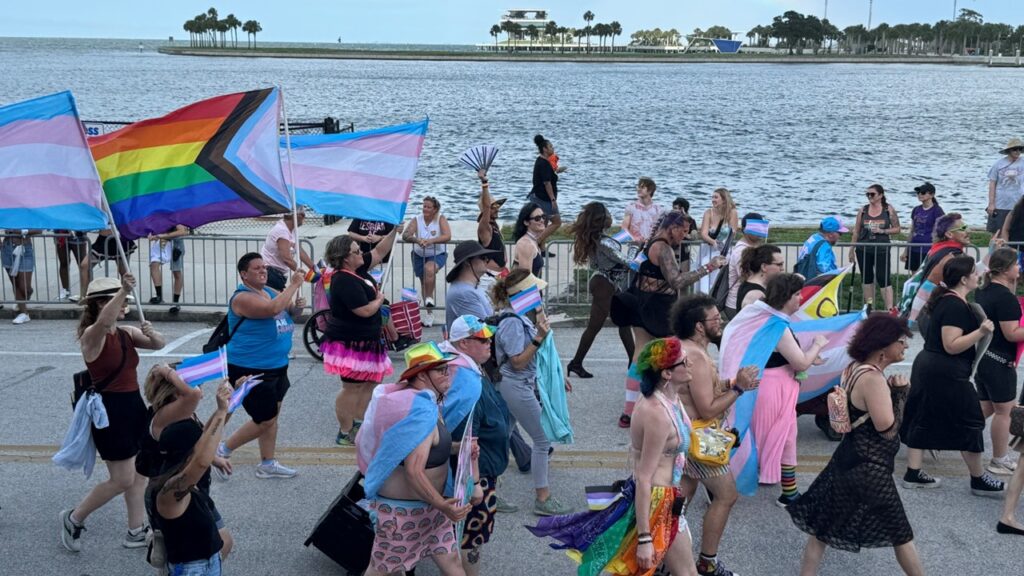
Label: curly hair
xmin=513 ymin=202 xmax=543 ymax=242
xmin=740 ymin=244 xmax=782 ymax=278
xmin=637 ymin=177 xmax=657 ymax=194
xmin=847 ymin=313 xmax=911 ymax=363
xmin=671 ymin=294 xmax=717 ymax=340
xmin=571 ymin=202 xmax=611 ymax=266
xmin=635 ymin=337 xmax=684 ymax=398
xmin=763 ymin=273 xmax=804 ymax=310
xmin=491 ymin=268 xmax=532 ymax=309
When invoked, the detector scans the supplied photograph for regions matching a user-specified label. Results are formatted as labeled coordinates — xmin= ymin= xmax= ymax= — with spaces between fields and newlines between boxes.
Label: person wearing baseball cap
xmin=445 ymin=240 xmax=500 ymax=330
xmin=905 ymin=183 xmax=944 ymax=272
xmin=441 ymin=315 xmax=517 ymax=567
xmin=797 ymin=216 xmax=849 ymax=278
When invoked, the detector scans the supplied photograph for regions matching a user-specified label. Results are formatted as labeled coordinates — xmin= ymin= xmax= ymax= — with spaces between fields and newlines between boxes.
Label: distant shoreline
xmin=157 ymin=46 xmax=988 ymax=66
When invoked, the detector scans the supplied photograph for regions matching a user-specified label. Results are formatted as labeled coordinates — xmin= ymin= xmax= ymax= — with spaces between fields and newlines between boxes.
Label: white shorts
xmin=150 ymin=240 xmax=172 ymax=264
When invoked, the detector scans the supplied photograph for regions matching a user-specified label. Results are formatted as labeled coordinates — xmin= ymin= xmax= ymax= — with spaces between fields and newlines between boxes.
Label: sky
xmin=2 ymin=1 xmax=1021 ymax=44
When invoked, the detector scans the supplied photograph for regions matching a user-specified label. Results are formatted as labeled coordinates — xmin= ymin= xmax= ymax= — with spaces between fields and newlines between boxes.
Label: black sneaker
xmin=168 ymin=305 xmax=180 ymax=315
xmin=971 ymin=473 xmax=1006 ymax=498
xmin=901 ymin=468 xmax=941 ymax=489
xmin=148 ymin=296 xmax=162 ymax=304
xmin=697 ymin=556 xmax=738 ymax=576
xmin=776 ymin=492 xmax=801 ymax=509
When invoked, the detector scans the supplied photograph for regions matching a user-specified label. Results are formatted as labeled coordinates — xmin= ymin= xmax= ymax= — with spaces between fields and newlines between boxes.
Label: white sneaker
xmin=59 ymin=288 xmax=71 ymax=300
xmin=987 ymin=456 xmax=1017 ymax=476
xmin=12 ymin=313 xmax=30 ymax=325
xmin=425 ymin=297 xmax=435 ymax=309
xmin=422 ymin=310 xmax=434 ymax=327
xmin=255 ymin=460 xmax=297 ymax=479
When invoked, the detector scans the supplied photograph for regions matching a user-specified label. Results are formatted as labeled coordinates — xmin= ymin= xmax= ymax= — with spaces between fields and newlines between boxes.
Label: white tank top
xmin=412 ymin=214 xmax=447 ymax=257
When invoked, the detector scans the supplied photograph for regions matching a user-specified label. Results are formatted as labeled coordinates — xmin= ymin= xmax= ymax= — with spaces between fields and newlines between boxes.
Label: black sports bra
xmin=401 ymin=420 xmax=451 ymax=469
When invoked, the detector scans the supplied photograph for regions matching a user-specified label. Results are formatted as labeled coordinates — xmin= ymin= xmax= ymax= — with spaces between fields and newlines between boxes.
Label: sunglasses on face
xmin=668 ymin=357 xmax=693 ymax=370
xmin=916 ymin=191 xmax=931 ymax=196
xmin=528 ymin=215 xmax=548 ymax=223
xmin=951 ymin=224 xmax=969 ymax=233
xmin=865 ymin=192 xmax=878 ymax=198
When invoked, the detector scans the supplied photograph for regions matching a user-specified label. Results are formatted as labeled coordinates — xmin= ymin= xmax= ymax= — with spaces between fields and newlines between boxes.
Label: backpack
xmin=481 ymin=312 xmax=528 ymax=383
xmin=828 ymin=364 xmax=874 ymax=434
xmin=203 ymin=292 xmax=246 ymax=353
xmin=794 ymin=239 xmax=828 ymax=280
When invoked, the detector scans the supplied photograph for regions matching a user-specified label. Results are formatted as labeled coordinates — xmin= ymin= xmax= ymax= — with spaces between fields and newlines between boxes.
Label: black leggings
xmin=570 ymin=274 xmax=635 ymax=366
xmin=855 ymin=244 xmax=891 ymax=288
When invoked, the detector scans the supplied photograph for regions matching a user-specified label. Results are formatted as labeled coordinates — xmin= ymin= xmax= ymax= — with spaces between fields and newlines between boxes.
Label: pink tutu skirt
xmin=322 ymin=338 xmax=393 ymax=383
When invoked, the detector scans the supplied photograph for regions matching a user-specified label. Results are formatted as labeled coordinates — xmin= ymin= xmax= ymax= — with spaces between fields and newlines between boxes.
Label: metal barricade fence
xmin=0 ymin=233 xmax=988 ymax=314
xmin=0 ymin=233 xmax=315 ymax=309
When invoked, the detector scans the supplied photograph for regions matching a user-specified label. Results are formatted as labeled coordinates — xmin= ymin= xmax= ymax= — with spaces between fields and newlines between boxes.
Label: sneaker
xmin=495 ymin=495 xmax=519 ymax=513
xmin=422 ymin=310 xmax=434 ymax=327
xmin=68 ymin=294 xmax=81 ymax=303
xmin=987 ymin=456 xmax=1017 ymax=476
xmin=618 ymin=414 xmax=631 ymax=429
xmin=168 ymin=305 xmax=180 ymax=315
xmin=425 ymin=297 xmax=435 ymax=309
xmin=776 ymin=492 xmax=801 ymax=509
xmin=148 ymin=296 xmax=162 ymax=304
xmin=336 ymin=429 xmax=356 ymax=446
xmin=534 ymin=496 xmax=572 ymax=516
xmin=12 ymin=313 xmax=30 ymax=325
xmin=59 ymin=288 xmax=71 ymax=300
xmin=697 ymin=556 xmax=739 ymax=576
xmin=122 ymin=524 xmax=149 ymax=549
xmin=971 ymin=473 xmax=1006 ymax=498
xmin=59 ymin=509 xmax=85 ymax=552
xmin=901 ymin=468 xmax=941 ymax=489
xmin=255 ymin=460 xmax=297 ymax=479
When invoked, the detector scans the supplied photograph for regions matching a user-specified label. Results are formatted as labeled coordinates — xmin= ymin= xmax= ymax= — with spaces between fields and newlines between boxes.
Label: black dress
xmin=789 ymin=364 xmax=914 ymax=552
xmin=900 ymin=294 xmax=985 ymax=452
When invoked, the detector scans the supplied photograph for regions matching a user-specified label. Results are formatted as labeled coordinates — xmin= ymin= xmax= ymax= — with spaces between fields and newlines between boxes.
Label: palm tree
xmin=225 ymin=14 xmax=241 ymax=48
xmin=218 ymin=19 xmax=230 ymax=48
xmin=206 ymin=6 xmax=219 ymax=45
xmin=500 ymin=21 xmax=513 ymax=51
xmin=490 ymin=24 xmax=501 ymax=50
xmin=610 ymin=21 xmax=622 ymax=52
xmin=527 ymin=24 xmax=539 ymax=49
xmin=558 ymin=26 xmax=569 ymax=52
xmin=583 ymin=10 xmax=595 ymax=51
xmin=243 ymin=20 xmax=262 ymax=48
xmin=545 ymin=21 xmax=558 ymax=51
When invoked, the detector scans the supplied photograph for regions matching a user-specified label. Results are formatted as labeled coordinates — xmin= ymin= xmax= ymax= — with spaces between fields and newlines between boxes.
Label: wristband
xmin=637 ymin=532 xmax=652 ymax=538
xmin=731 ymin=385 xmax=745 ymax=397
xmin=531 ymin=338 xmax=543 ymax=348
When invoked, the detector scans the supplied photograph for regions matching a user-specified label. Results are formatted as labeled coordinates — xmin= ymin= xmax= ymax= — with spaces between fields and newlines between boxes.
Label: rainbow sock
xmin=623 ymin=363 xmax=640 ymax=416
xmin=781 ymin=465 xmax=798 ymax=497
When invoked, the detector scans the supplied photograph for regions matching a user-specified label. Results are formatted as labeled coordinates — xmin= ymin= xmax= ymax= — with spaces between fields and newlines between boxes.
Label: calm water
xmin=3 ymin=36 xmax=1023 ymax=225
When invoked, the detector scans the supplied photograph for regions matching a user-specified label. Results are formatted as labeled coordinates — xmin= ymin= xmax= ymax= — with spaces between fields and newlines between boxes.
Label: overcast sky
xmin=2 ymin=1 xmax=1020 ymax=44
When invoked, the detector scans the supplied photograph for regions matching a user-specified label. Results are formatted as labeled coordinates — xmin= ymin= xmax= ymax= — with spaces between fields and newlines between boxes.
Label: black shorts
xmin=93 ymin=391 xmax=148 ymax=461
xmin=975 ymin=356 xmax=1018 ymax=403
xmin=855 ymin=244 xmax=891 ymax=288
xmin=227 ymin=364 xmax=290 ymax=424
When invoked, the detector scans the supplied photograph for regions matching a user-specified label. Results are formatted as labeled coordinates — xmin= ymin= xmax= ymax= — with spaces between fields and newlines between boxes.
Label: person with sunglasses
xmin=60 ymin=274 xmax=167 ymax=553
xmin=849 ymin=184 xmax=901 ymax=313
xmin=357 ymin=342 xmax=480 ymax=576
xmin=987 ymin=139 xmax=1024 ymax=235
xmin=902 ymin=183 xmax=944 ymax=273
xmin=445 ymin=241 xmax=500 ymax=330
xmin=513 ymin=202 xmax=558 ymax=277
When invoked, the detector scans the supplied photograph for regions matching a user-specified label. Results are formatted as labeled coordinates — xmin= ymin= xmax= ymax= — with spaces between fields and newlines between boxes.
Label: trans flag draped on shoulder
xmin=438 ymin=343 xmax=482 ymax=432
xmin=719 ymin=301 xmax=863 ymax=496
xmin=283 ymin=118 xmax=428 ymax=224
xmin=89 ymin=88 xmax=291 ymax=239
xmin=356 ymin=383 xmax=439 ymax=500
xmin=0 ymin=91 xmax=108 ymax=230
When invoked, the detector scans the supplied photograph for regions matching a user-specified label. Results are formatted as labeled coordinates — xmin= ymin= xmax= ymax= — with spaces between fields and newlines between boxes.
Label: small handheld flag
xmin=369 ymin=269 xmax=384 ymax=284
xmin=228 ymin=375 xmax=262 ymax=414
xmin=509 ymin=284 xmax=542 ymax=315
xmin=628 ymin=252 xmax=648 ymax=272
xmin=176 ymin=347 xmax=228 ymax=388
xmin=611 ymin=229 xmax=633 ymax=243
xmin=401 ymin=287 xmax=418 ymax=302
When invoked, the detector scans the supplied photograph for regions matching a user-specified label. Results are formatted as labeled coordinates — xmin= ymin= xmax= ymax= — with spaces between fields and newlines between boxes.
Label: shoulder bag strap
xmin=844 ymin=365 xmax=876 ymax=430
xmin=225 ymin=290 xmax=247 ymax=344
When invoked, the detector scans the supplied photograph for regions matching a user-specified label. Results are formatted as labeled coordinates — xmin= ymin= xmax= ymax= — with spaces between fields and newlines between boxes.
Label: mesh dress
xmin=788 ymin=364 xmax=914 ymax=552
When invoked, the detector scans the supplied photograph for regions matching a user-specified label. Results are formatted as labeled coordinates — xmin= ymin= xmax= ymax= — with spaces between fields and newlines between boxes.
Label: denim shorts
xmin=1 ymin=239 xmax=34 ymax=274
xmin=411 ymin=251 xmax=447 ymax=279
xmin=169 ymin=551 xmax=221 ymax=576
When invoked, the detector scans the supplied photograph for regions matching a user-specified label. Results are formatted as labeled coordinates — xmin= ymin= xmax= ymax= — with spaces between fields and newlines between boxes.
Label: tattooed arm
xmin=156 ymin=382 xmax=232 ymax=520
xmin=654 ymin=242 xmax=723 ymax=292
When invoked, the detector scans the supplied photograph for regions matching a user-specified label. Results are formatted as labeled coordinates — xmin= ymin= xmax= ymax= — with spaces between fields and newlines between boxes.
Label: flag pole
xmin=278 ymin=86 xmax=303 ymax=306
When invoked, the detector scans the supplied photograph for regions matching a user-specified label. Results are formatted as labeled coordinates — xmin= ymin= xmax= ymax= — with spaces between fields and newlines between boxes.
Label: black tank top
xmin=638 ymin=238 xmax=669 ymax=280
xmin=484 ymin=222 xmax=507 ymax=268
xmin=766 ymin=328 xmax=796 ymax=368
xmin=736 ymin=281 xmax=764 ymax=309
xmin=156 ymin=487 xmax=223 ymax=564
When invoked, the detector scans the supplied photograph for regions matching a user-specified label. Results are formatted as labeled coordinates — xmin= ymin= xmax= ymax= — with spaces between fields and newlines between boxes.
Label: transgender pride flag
xmin=0 ymin=91 xmax=108 ymax=230
xmin=284 ymin=118 xmax=429 ymax=224
xmin=176 ymin=347 xmax=228 ymax=387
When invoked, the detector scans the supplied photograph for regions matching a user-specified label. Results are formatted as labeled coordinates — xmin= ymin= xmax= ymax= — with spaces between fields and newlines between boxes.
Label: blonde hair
xmin=144 ymin=365 xmax=178 ymax=412
xmin=713 ymin=187 xmax=736 ymax=219
xmin=490 ymin=268 xmax=531 ymax=309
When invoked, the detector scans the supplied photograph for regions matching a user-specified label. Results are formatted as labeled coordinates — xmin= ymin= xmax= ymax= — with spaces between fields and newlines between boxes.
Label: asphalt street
xmin=0 ymin=318 xmax=1021 ymax=575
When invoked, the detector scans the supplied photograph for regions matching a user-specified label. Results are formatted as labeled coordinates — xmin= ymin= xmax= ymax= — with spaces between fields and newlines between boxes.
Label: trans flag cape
xmin=89 ymin=88 xmax=291 ymax=239
xmin=0 ymin=91 xmax=108 ymax=230
xmin=438 ymin=342 xmax=482 ymax=432
xmin=719 ymin=301 xmax=863 ymax=496
xmin=284 ymin=118 xmax=428 ymax=224
xmin=899 ymin=242 xmax=964 ymax=327
xmin=356 ymin=383 xmax=439 ymax=499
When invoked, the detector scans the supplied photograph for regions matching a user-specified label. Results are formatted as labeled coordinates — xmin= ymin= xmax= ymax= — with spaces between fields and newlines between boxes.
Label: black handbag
xmin=72 ymin=330 xmax=129 ymax=409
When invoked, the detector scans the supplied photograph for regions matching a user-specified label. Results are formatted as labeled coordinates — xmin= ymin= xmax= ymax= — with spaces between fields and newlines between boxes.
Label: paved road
xmin=0 ymin=319 xmax=1021 ymax=575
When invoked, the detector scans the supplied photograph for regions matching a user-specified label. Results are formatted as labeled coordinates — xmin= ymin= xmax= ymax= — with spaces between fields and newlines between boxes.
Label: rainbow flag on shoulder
xmin=89 ymin=88 xmax=291 ymax=239
xmin=0 ymin=91 xmax=108 ymax=230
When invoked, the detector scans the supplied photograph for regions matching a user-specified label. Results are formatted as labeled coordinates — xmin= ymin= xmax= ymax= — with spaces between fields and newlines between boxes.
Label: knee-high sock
xmin=781 ymin=464 xmax=798 ymax=497
xmin=623 ymin=362 xmax=640 ymax=416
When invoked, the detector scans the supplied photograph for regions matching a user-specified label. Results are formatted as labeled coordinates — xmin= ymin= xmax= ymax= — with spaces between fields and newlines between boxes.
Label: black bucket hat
xmin=445 ymin=240 xmax=500 ymax=283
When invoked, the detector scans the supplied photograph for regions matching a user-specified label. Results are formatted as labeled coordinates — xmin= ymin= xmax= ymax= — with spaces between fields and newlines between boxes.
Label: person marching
xmin=672 ymin=295 xmax=760 ymax=576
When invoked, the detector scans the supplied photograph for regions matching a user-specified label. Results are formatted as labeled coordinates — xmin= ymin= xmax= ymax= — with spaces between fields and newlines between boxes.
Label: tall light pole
xmin=824 ymin=0 xmax=829 ymax=21
xmin=954 ymin=1 xmax=958 ymax=19
xmin=868 ymin=0 xmax=873 ymax=30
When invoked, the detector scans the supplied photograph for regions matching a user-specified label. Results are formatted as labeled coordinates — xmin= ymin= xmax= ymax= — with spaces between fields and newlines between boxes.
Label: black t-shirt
xmin=325 ymin=253 xmax=381 ymax=341
xmin=531 ymin=156 xmax=558 ymax=200
xmin=975 ymin=283 xmax=1021 ymax=360
xmin=348 ymin=219 xmax=395 ymax=259
xmin=923 ymin=294 xmax=980 ymax=365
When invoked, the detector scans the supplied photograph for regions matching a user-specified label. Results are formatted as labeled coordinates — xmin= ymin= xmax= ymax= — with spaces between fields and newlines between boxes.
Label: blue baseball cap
xmin=820 ymin=216 xmax=849 ymax=233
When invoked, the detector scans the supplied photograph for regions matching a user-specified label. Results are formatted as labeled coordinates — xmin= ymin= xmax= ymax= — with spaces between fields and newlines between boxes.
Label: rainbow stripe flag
xmin=0 ymin=91 xmax=107 ymax=230
xmin=89 ymin=88 xmax=291 ymax=239
xmin=283 ymin=118 xmax=428 ymax=224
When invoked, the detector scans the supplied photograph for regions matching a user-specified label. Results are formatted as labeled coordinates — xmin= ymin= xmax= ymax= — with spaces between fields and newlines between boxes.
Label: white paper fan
xmin=458 ymin=145 xmax=500 ymax=172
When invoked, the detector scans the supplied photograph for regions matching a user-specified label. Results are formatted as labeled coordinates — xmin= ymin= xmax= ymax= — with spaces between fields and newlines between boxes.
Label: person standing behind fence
xmin=567 ymin=202 xmax=635 ymax=379
xmin=987 ymin=139 xmax=1024 ymax=234
xmin=697 ymin=188 xmax=738 ymax=295
xmin=320 ymin=232 xmax=398 ymax=446
xmin=55 ymin=230 xmax=90 ymax=302
xmin=403 ymin=197 xmax=451 ymax=328
xmin=621 ymin=177 xmax=666 ymax=245
xmin=147 ymin=225 xmax=187 ymax=314
xmin=528 ymin=135 xmax=561 ymax=233
xmin=849 ymin=184 xmax=901 ymax=313
xmin=261 ymin=210 xmax=315 ymax=292
xmin=60 ymin=274 xmax=167 ymax=553
xmin=347 ymin=218 xmax=396 ymax=262
xmin=2 ymin=229 xmax=38 ymax=325
xmin=973 ymin=248 xmax=1024 ymax=476
xmin=215 ymin=253 xmax=305 ymax=480
xmin=995 ymin=195 xmax=1024 ymax=268
xmin=723 ymin=213 xmax=768 ymax=317
xmin=902 ymin=183 xmax=943 ymax=272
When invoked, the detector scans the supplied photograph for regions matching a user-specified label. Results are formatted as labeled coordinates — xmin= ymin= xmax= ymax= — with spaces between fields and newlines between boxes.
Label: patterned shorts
xmin=369 ymin=497 xmax=458 ymax=573
xmin=461 ymin=476 xmax=497 ymax=550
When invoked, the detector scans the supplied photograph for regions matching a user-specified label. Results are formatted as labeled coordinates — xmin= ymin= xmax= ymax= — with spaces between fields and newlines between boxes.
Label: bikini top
xmin=400 ymin=419 xmax=451 ymax=469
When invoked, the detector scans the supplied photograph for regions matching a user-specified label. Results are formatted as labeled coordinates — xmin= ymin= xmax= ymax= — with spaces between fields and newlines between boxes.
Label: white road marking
xmin=153 ymin=328 xmax=213 ymax=355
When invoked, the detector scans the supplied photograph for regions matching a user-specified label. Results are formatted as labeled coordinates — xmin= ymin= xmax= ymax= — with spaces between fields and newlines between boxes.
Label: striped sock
xmin=781 ymin=465 xmax=798 ymax=497
xmin=623 ymin=363 xmax=640 ymax=416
